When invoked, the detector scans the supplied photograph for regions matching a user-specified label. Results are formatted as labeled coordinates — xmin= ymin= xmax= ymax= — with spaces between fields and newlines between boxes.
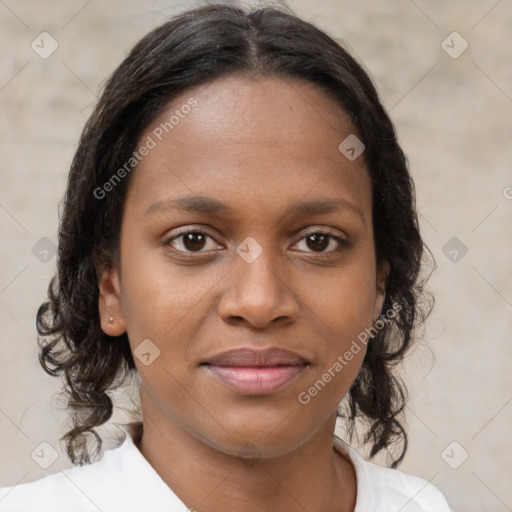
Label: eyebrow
xmin=144 ymin=195 xmax=364 ymax=223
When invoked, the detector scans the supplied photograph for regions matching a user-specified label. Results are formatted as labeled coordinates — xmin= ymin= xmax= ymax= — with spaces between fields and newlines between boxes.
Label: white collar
xmin=112 ymin=421 xmax=373 ymax=511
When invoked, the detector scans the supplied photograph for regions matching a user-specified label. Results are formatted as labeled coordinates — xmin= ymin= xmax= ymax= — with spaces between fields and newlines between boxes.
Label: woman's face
xmin=100 ymin=74 xmax=388 ymax=458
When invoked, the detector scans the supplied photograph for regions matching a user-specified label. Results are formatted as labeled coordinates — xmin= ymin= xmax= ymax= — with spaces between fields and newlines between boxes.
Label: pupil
xmin=307 ymin=234 xmax=328 ymax=251
xmin=184 ymin=232 xmax=206 ymax=251
xmin=181 ymin=233 xmax=330 ymax=252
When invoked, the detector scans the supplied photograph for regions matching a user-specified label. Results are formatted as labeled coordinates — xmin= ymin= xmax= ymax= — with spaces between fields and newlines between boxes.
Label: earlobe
xmin=98 ymin=268 xmax=126 ymax=336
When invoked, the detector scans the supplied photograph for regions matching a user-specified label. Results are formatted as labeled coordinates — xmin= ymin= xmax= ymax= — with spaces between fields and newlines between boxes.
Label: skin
xmin=99 ymin=74 xmax=388 ymax=512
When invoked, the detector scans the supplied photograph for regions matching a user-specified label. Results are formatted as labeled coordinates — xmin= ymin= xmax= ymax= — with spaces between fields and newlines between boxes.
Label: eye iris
xmin=306 ymin=233 xmax=329 ymax=252
xmin=178 ymin=233 xmax=334 ymax=252
xmin=183 ymin=232 xmax=206 ymax=251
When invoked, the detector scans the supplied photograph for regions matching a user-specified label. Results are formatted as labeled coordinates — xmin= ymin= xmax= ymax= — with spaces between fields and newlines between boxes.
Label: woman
xmin=0 ymin=3 xmax=451 ymax=511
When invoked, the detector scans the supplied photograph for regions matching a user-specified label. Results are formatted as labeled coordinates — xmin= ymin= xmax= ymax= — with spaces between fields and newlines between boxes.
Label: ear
xmin=373 ymin=260 xmax=390 ymax=321
xmin=98 ymin=267 xmax=126 ymax=336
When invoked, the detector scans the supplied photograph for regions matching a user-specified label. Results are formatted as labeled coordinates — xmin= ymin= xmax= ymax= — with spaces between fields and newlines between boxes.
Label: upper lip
xmin=203 ymin=347 xmax=309 ymax=367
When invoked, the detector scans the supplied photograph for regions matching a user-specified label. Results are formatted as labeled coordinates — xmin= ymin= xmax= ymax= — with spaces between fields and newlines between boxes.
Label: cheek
xmin=119 ymin=243 xmax=214 ymax=338
xmin=302 ymin=255 xmax=378 ymax=336
xmin=295 ymin=253 xmax=377 ymax=393
xmin=117 ymin=247 xmax=210 ymax=405
xmin=117 ymin=242 xmax=233 ymax=401
xmin=119 ymin=233 xmax=378 ymax=357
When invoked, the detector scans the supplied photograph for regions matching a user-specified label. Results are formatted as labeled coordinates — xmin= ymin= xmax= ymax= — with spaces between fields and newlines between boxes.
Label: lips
xmin=205 ymin=347 xmax=308 ymax=367
xmin=202 ymin=347 xmax=309 ymax=395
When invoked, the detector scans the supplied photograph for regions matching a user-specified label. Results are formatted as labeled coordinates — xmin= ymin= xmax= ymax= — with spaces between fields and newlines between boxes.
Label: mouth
xmin=201 ymin=347 xmax=310 ymax=395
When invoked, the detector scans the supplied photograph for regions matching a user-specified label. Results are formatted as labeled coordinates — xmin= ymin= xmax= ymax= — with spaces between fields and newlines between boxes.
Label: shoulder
xmin=333 ymin=437 xmax=452 ymax=512
xmin=0 ymin=424 xmax=145 ymax=512
xmin=0 ymin=443 xmax=123 ymax=512
xmin=359 ymin=459 xmax=451 ymax=512
xmin=0 ymin=422 xmax=185 ymax=512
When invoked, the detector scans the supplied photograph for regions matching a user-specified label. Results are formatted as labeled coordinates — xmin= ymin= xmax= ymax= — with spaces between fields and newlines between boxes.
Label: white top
xmin=0 ymin=422 xmax=451 ymax=512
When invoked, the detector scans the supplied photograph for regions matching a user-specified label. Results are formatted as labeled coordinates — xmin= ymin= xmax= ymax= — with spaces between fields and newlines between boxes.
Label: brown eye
xmin=305 ymin=233 xmax=330 ymax=252
xmin=166 ymin=231 xmax=219 ymax=253
xmin=183 ymin=232 xmax=206 ymax=251
xmin=294 ymin=231 xmax=349 ymax=254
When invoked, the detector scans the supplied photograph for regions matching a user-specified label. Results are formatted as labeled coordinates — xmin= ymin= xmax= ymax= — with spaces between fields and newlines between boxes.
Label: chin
xmin=193 ymin=409 xmax=320 ymax=460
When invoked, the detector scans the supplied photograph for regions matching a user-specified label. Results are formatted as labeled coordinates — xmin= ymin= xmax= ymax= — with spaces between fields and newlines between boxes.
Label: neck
xmin=135 ymin=395 xmax=356 ymax=512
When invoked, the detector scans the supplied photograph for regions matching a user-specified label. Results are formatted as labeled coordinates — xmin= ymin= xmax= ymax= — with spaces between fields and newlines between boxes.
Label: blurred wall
xmin=1 ymin=1 xmax=511 ymax=511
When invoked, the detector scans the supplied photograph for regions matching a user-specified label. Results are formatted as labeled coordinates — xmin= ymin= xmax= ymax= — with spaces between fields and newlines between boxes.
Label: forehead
xmin=150 ymin=74 xmax=356 ymax=157
xmin=125 ymin=74 xmax=371 ymax=219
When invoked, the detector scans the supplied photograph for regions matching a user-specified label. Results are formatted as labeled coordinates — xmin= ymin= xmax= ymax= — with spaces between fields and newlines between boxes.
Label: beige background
xmin=1 ymin=1 xmax=511 ymax=510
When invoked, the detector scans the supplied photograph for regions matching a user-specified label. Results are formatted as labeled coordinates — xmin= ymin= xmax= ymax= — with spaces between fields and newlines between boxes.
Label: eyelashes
xmin=293 ymin=231 xmax=352 ymax=254
xmin=164 ymin=228 xmax=352 ymax=258
xmin=165 ymin=230 xmax=222 ymax=254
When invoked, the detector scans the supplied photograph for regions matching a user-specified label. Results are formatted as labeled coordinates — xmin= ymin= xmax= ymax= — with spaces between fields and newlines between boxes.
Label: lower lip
xmin=205 ymin=365 xmax=306 ymax=395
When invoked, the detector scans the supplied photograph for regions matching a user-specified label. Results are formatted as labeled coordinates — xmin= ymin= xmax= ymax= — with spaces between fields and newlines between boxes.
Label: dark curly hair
xmin=37 ymin=2 xmax=434 ymax=469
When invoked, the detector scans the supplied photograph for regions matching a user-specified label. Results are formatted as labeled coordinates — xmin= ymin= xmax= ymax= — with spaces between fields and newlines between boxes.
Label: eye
xmin=293 ymin=230 xmax=351 ymax=254
xmin=164 ymin=227 xmax=351 ymax=257
xmin=165 ymin=230 xmax=221 ymax=254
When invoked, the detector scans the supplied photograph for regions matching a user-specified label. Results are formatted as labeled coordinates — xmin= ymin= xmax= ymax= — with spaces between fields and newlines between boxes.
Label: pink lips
xmin=203 ymin=347 xmax=308 ymax=395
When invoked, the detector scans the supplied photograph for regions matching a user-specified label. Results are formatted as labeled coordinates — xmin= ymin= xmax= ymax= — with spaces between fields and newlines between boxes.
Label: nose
xmin=217 ymin=249 xmax=300 ymax=330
